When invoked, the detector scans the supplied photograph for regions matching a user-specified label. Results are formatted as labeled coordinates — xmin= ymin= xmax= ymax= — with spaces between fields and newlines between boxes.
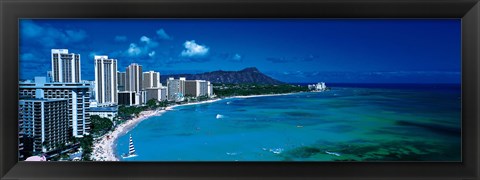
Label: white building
xmin=94 ymin=55 xmax=118 ymax=106
xmin=308 ymin=82 xmax=327 ymax=91
xmin=89 ymin=106 xmax=118 ymax=120
xmin=166 ymin=77 xmax=186 ymax=101
xmin=146 ymin=87 xmax=167 ymax=102
xmin=125 ymin=63 xmax=143 ymax=93
xmin=142 ymin=71 xmax=161 ymax=89
xmin=185 ymin=80 xmax=208 ymax=97
xmin=19 ymin=77 xmax=91 ymax=138
xmin=51 ymin=49 xmax=81 ymax=83
xmin=207 ymin=81 xmax=214 ymax=97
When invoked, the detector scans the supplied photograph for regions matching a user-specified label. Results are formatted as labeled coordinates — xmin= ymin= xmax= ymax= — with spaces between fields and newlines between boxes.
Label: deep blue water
xmin=116 ymin=84 xmax=461 ymax=161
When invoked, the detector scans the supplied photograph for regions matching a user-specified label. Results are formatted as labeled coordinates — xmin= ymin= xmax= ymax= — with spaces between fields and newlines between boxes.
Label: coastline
xmin=91 ymin=109 xmax=164 ymax=161
xmin=91 ymin=92 xmax=302 ymax=161
xmin=90 ymin=98 xmax=225 ymax=161
xmin=225 ymin=92 xmax=302 ymax=99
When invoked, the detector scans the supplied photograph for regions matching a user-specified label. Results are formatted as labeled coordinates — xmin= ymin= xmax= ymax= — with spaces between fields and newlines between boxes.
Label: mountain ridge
xmin=160 ymin=67 xmax=284 ymax=85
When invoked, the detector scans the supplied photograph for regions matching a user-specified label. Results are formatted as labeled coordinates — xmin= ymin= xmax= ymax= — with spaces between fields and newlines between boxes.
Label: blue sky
xmin=20 ymin=19 xmax=461 ymax=83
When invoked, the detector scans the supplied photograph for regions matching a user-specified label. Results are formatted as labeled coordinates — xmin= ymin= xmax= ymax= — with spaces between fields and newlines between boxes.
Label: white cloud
xmin=124 ymin=36 xmax=159 ymax=58
xmin=114 ymin=35 xmax=127 ymax=42
xmin=156 ymin=29 xmax=172 ymax=40
xmin=180 ymin=40 xmax=209 ymax=58
xmin=233 ymin=53 xmax=242 ymax=61
xmin=148 ymin=51 xmax=156 ymax=57
xmin=127 ymin=43 xmax=142 ymax=56
xmin=140 ymin=36 xmax=151 ymax=43
xmin=20 ymin=20 xmax=88 ymax=47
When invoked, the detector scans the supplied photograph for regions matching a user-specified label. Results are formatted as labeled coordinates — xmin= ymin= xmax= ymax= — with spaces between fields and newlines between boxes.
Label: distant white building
xmin=146 ymin=87 xmax=167 ymax=102
xmin=142 ymin=71 xmax=161 ymax=90
xmin=51 ymin=49 xmax=81 ymax=83
xmin=89 ymin=106 xmax=118 ymax=120
xmin=125 ymin=63 xmax=143 ymax=93
xmin=184 ymin=80 xmax=208 ymax=97
xmin=166 ymin=77 xmax=186 ymax=102
xmin=308 ymin=82 xmax=327 ymax=91
xmin=207 ymin=81 xmax=214 ymax=97
xmin=94 ymin=55 xmax=118 ymax=107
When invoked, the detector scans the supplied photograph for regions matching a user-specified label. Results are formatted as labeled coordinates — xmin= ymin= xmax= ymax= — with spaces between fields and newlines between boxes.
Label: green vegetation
xmin=184 ymin=95 xmax=209 ymax=103
xmin=79 ymin=135 xmax=93 ymax=161
xmin=90 ymin=115 xmax=114 ymax=137
xmin=146 ymin=99 xmax=169 ymax=110
xmin=213 ymin=83 xmax=308 ymax=98
xmin=118 ymin=105 xmax=148 ymax=120
xmin=118 ymin=99 xmax=170 ymax=121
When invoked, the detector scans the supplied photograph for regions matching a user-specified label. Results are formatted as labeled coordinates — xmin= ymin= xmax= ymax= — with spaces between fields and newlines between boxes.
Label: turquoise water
xmin=116 ymin=84 xmax=461 ymax=161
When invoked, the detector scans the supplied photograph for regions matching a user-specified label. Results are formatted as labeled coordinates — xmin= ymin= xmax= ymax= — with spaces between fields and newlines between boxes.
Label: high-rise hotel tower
xmin=167 ymin=77 xmax=186 ymax=101
xmin=19 ymin=77 xmax=91 ymax=138
xmin=142 ymin=71 xmax=161 ymax=89
xmin=94 ymin=55 xmax=118 ymax=106
xmin=125 ymin=63 xmax=143 ymax=92
xmin=19 ymin=98 xmax=69 ymax=156
xmin=51 ymin=49 xmax=81 ymax=83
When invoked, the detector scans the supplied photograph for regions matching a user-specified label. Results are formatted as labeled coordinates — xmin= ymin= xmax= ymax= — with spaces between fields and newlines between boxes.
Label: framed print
xmin=1 ymin=0 xmax=479 ymax=180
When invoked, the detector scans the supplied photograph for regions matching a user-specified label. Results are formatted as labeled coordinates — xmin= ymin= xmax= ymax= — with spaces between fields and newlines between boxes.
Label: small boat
xmin=122 ymin=134 xmax=138 ymax=159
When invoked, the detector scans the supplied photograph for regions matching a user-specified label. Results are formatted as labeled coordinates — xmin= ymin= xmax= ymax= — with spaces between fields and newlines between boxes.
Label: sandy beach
xmin=90 ymin=99 xmax=224 ymax=161
xmin=91 ymin=109 xmax=164 ymax=161
xmin=90 ymin=93 xmax=299 ymax=161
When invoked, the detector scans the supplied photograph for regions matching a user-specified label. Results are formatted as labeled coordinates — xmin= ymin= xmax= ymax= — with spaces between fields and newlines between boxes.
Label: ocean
xmin=116 ymin=84 xmax=461 ymax=161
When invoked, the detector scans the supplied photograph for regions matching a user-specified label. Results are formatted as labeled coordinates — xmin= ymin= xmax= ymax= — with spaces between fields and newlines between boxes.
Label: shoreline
xmin=225 ymin=92 xmax=302 ymax=99
xmin=91 ymin=92 xmax=303 ymax=161
xmin=91 ymin=109 xmax=164 ymax=161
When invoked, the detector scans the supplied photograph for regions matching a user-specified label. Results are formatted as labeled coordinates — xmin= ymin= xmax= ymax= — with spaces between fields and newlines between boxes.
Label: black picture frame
xmin=1 ymin=0 xmax=479 ymax=179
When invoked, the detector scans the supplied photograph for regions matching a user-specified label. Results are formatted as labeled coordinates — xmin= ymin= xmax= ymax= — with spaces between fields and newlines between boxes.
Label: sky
xmin=19 ymin=19 xmax=461 ymax=83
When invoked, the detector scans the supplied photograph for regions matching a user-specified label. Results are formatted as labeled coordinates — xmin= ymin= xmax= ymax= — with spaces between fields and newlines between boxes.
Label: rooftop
xmin=89 ymin=106 xmax=118 ymax=112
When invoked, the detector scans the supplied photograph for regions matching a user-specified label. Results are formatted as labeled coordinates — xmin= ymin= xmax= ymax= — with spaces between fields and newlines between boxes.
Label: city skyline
xmin=20 ymin=19 xmax=461 ymax=83
xmin=17 ymin=19 xmax=462 ymax=161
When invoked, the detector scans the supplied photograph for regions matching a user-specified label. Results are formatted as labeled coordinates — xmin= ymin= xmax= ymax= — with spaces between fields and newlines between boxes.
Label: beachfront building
xmin=207 ymin=81 xmax=214 ymax=97
xmin=19 ymin=98 xmax=69 ymax=156
xmin=125 ymin=63 xmax=143 ymax=93
xmin=94 ymin=55 xmax=118 ymax=107
xmin=184 ymin=80 xmax=208 ymax=97
xmin=118 ymin=91 xmax=141 ymax=106
xmin=308 ymin=82 xmax=327 ymax=91
xmin=19 ymin=77 xmax=91 ymax=138
xmin=142 ymin=71 xmax=161 ymax=90
xmin=117 ymin=71 xmax=126 ymax=91
xmin=89 ymin=106 xmax=118 ymax=120
xmin=121 ymin=63 xmax=148 ymax=105
xmin=51 ymin=49 xmax=81 ymax=83
xmin=166 ymin=77 xmax=186 ymax=102
xmin=145 ymin=87 xmax=167 ymax=102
